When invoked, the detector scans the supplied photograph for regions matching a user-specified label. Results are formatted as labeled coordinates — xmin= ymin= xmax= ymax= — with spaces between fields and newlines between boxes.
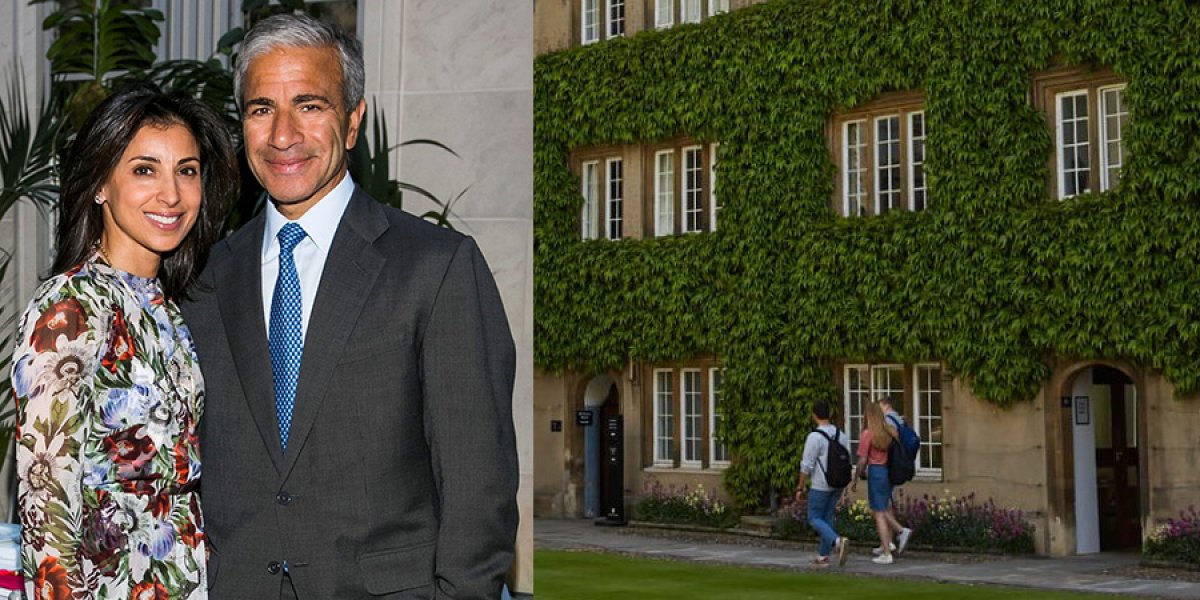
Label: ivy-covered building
xmin=533 ymin=0 xmax=1200 ymax=557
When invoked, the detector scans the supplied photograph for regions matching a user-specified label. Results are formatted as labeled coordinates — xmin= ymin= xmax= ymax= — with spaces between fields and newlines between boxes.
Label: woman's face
xmin=99 ymin=122 xmax=202 ymax=277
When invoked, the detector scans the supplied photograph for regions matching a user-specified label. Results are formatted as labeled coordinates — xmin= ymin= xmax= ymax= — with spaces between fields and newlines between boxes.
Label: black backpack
xmin=886 ymin=431 xmax=917 ymax=485
xmin=814 ymin=428 xmax=852 ymax=488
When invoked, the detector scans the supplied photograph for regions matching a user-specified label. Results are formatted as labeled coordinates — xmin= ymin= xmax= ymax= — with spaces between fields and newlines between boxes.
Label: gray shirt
xmin=801 ymin=424 xmax=850 ymax=491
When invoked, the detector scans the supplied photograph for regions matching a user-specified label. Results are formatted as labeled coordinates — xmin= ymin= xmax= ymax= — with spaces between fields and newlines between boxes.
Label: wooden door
xmin=1092 ymin=366 xmax=1141 ymax=550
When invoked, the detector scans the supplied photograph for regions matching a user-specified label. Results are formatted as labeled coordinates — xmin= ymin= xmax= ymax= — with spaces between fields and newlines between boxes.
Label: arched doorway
xmin=1067 ymin=364 xmax=1142 ymax=552
xmin=581 ymin=375 xmax=619 ymax=518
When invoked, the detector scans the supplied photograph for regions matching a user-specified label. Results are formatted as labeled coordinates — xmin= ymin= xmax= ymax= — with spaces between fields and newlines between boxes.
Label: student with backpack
xmin=878 ymin=396 xmax=916 ymax=556
xmin=851 ymin=402 xmax=904 ymax=564
xmin=794 ymin=401 xmax=852 ymax=567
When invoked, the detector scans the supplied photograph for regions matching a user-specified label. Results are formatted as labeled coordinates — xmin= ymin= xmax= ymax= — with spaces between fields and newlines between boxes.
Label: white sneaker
xmin=872 ymin=553 xmax=894 ymax=565
xmin=871 ymin=542 xmax=897 ymax=556
xmin=897 ymin=528 xmax=913 ymax=554
xmin=835 ymin=537 xmax=849 ymax=567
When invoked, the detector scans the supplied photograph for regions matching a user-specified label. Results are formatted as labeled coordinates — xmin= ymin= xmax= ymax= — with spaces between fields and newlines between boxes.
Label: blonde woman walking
xmin=851 ymin=402 xmax=899 ymax=564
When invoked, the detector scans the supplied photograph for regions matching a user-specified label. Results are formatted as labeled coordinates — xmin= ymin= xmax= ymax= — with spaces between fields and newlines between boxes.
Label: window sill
xmin=643 ymin=465 xmax=728 ymax=474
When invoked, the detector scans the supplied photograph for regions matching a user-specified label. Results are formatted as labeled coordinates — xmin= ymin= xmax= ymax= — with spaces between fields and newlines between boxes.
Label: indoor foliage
xmin=534 ymin=0 xmax=1200 ymax=506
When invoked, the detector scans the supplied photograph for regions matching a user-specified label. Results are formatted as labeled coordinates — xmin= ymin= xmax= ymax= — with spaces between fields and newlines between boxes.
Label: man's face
xmin=242 ymin=45 xmax=365 ymax=219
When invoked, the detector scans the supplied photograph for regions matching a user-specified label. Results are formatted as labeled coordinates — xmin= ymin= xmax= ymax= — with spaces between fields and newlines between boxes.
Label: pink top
xmin=858 ymin=429 xmax=890 ymax=465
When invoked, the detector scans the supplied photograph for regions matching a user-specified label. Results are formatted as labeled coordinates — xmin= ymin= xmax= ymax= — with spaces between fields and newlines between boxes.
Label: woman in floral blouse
xmin=10 ymin=84 xmax=236 ymax=599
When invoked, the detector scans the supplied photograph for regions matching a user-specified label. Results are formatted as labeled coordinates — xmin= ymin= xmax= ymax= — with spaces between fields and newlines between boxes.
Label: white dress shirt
xmin=261 ymin=173 xmax=355 ymax=342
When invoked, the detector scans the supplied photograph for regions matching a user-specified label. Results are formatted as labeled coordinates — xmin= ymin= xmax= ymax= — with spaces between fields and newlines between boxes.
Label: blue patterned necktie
xmin=270 ymin=223 xmax=307 ymax=452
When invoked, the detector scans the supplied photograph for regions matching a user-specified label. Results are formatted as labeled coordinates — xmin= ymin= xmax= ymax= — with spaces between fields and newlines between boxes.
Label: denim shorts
xmin=867 ymin=464 xmax=893 ymax=511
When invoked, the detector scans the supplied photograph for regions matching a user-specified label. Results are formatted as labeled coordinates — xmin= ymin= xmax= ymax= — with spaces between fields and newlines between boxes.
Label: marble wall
xmin=360 ymin=0 xmax=535 ymax=593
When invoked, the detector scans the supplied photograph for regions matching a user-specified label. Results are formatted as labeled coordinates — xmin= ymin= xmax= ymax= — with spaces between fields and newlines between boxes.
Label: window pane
xmin=1057 ymin=91 xmax=1090 ymax=199
xmin=845 ymin=366 xmax=869 ymax=448
xmin=916 ymin=365 xmax=943 ymax=471
xmin=582 ymin=162 xmax=600 ymax=239
xmin=1100 ymin=86 xmax=1127 ymax=192
xmin=655 ymin=0 xmax=674 ymax=27
xmin=683 ymin=371 xmax=703 ymax=463
xmin=683 ymin=147 xmax=704 ymax=233
xmin=844 ymin=121 xmax=866 ymax=216
xmin=911 ymin=111 xmax=928 ymax=211
xmin=876 ymin=116 xmax=902 ymax=213
xmin=607 ymin=158 xmax=623 ymax=239
xmin=583 ymin=0 xmax=599 ymax=43
xmin=608 ymin=0 xmax=625 ymax=37
xmin=654 ymin=370 xmax=675 ymax=462
xmin=711 ymin=369 xmax=728 ymax=463
xmin=655 ymin=151 xmax=675 ymax=237
xmin=683 ymin=0 xmax=701 ymax=23
xmin=710 ymin=143 xmax=720 ymax=231
xmin=872 ymin=365 xmax=904 ymax=408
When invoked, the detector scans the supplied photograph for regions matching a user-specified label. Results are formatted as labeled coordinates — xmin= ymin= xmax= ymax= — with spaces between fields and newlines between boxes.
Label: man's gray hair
xmin=234 ymin=13 xmax=365 ymax=114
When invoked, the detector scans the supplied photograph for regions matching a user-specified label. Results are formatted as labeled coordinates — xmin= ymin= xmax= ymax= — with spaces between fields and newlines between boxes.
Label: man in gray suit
xmin=183 ymin=14 xmax=518 ymax=599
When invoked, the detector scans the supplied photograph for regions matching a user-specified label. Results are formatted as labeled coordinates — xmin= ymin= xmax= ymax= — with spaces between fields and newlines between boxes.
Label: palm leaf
xmin=347 ymin=102 xmax=464 ymax=229
xmin=0 ymin=65 xmax=61 ymax=218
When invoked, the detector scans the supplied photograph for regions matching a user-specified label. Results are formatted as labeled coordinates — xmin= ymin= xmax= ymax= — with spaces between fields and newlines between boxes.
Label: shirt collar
xmin=262 ymin=173 xmax=356 ymax=261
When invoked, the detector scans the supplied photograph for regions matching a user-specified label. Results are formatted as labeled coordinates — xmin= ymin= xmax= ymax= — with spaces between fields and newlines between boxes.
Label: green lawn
xmin=535 ymin=550 xmax=1115 ymax=600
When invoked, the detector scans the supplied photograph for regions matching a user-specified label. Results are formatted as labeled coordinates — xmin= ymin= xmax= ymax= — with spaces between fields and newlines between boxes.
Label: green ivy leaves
xmin=535 ymin=0 xmax=1200 ymax=506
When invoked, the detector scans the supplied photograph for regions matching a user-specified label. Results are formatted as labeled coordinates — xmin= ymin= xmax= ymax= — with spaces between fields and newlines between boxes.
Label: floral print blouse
xmin=11 ymin=253 xmax=207 ymax=599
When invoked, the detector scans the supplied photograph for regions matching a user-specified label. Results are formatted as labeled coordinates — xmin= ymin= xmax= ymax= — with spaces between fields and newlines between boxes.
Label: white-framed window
xmin=1035 ymin=69 xmax=1129 ymax=200
xmin=654 ymin=150 xmax=676 ymax=237
xmin=582 ymin=0 xmax=600 ymax=44
xmin=835 ymin=99 xmax=928 ymax=217
xmin=709 ymin=368 xmax=729 ymax=465
xmin=651 ymin=141 xmax=717 ymax=236
xmin=653 ymin=369 xmax=676 ymax=465
xmin=682 ymin=0 xmax=702 ymax=23
xmin=1098 ymin=84 xmax=1127 ymax=192
xmin=681 ymin=369 xmax=703 ymax=466
xmin=606 ymin=0 xmax=625 ymax=38
xmin=843 ymin=120 xmax=867 ymax=217
xmin=606 ymin=157 xmax=623 ymax=239
xmin=581 ymin=161 xmax=600 ymax=239
xmin=914 ymin=364 xmax=944 ymax=474
xmin=875 ymin=115 xmax=902 ymax=214
xmin=844 ymin=362 xmax=944 ymax=478
xmin=655 ymin=0 xmax=673 ymax=28
xmin=709 ymin=0 xmax=729 ymax=15
xmin=908 ymin=111 xmax=927 ymax=211
xmin=1056 ymin=90 xmax=1090 ymax=199
xmin=709 ymin=142 xmax=720 ymax=231
xmin=682 ymin=145 xmax=704 ymax=233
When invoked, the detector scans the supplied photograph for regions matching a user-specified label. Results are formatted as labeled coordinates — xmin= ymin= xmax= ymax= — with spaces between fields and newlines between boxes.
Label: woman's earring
xmin=94 ymin=195 xmax=104 ymax=204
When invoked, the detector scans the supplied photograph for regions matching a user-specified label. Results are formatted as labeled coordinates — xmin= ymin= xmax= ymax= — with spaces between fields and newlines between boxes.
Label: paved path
xmin=536 ymin=518 xmax=1200 ymax=598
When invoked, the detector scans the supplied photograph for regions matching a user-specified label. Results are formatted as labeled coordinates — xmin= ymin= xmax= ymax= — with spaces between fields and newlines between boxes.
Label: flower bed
xmin=632 ymin=478 xmax=739 ymax=529
xmin=1145 ymin=507 xmax=1200 ymax=568
xmin=776 ymin=490 xmax=1035 ymax=554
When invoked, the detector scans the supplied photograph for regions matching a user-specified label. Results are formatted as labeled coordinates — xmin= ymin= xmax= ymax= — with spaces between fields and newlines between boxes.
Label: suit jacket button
xmin=267 ymin=561 xmax=281 ymax=575
xmin=276 ymin=492 xmax=292 ymax=506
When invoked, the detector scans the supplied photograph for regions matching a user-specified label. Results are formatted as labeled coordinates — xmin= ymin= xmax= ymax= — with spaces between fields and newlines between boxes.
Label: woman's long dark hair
xmin=52 ymin=83 xmax=238 ymax=300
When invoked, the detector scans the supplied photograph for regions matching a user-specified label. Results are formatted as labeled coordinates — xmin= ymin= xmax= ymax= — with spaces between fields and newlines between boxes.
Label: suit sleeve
xmin=421 ymin=236 xmax=518 ymax=600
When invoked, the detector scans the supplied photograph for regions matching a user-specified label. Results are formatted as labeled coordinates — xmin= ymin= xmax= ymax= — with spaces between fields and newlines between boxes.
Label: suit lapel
xmin=280 ymin=189 xmax=387 ymax=479
xmin=215 ymin=214 xmax=286 ymax=473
